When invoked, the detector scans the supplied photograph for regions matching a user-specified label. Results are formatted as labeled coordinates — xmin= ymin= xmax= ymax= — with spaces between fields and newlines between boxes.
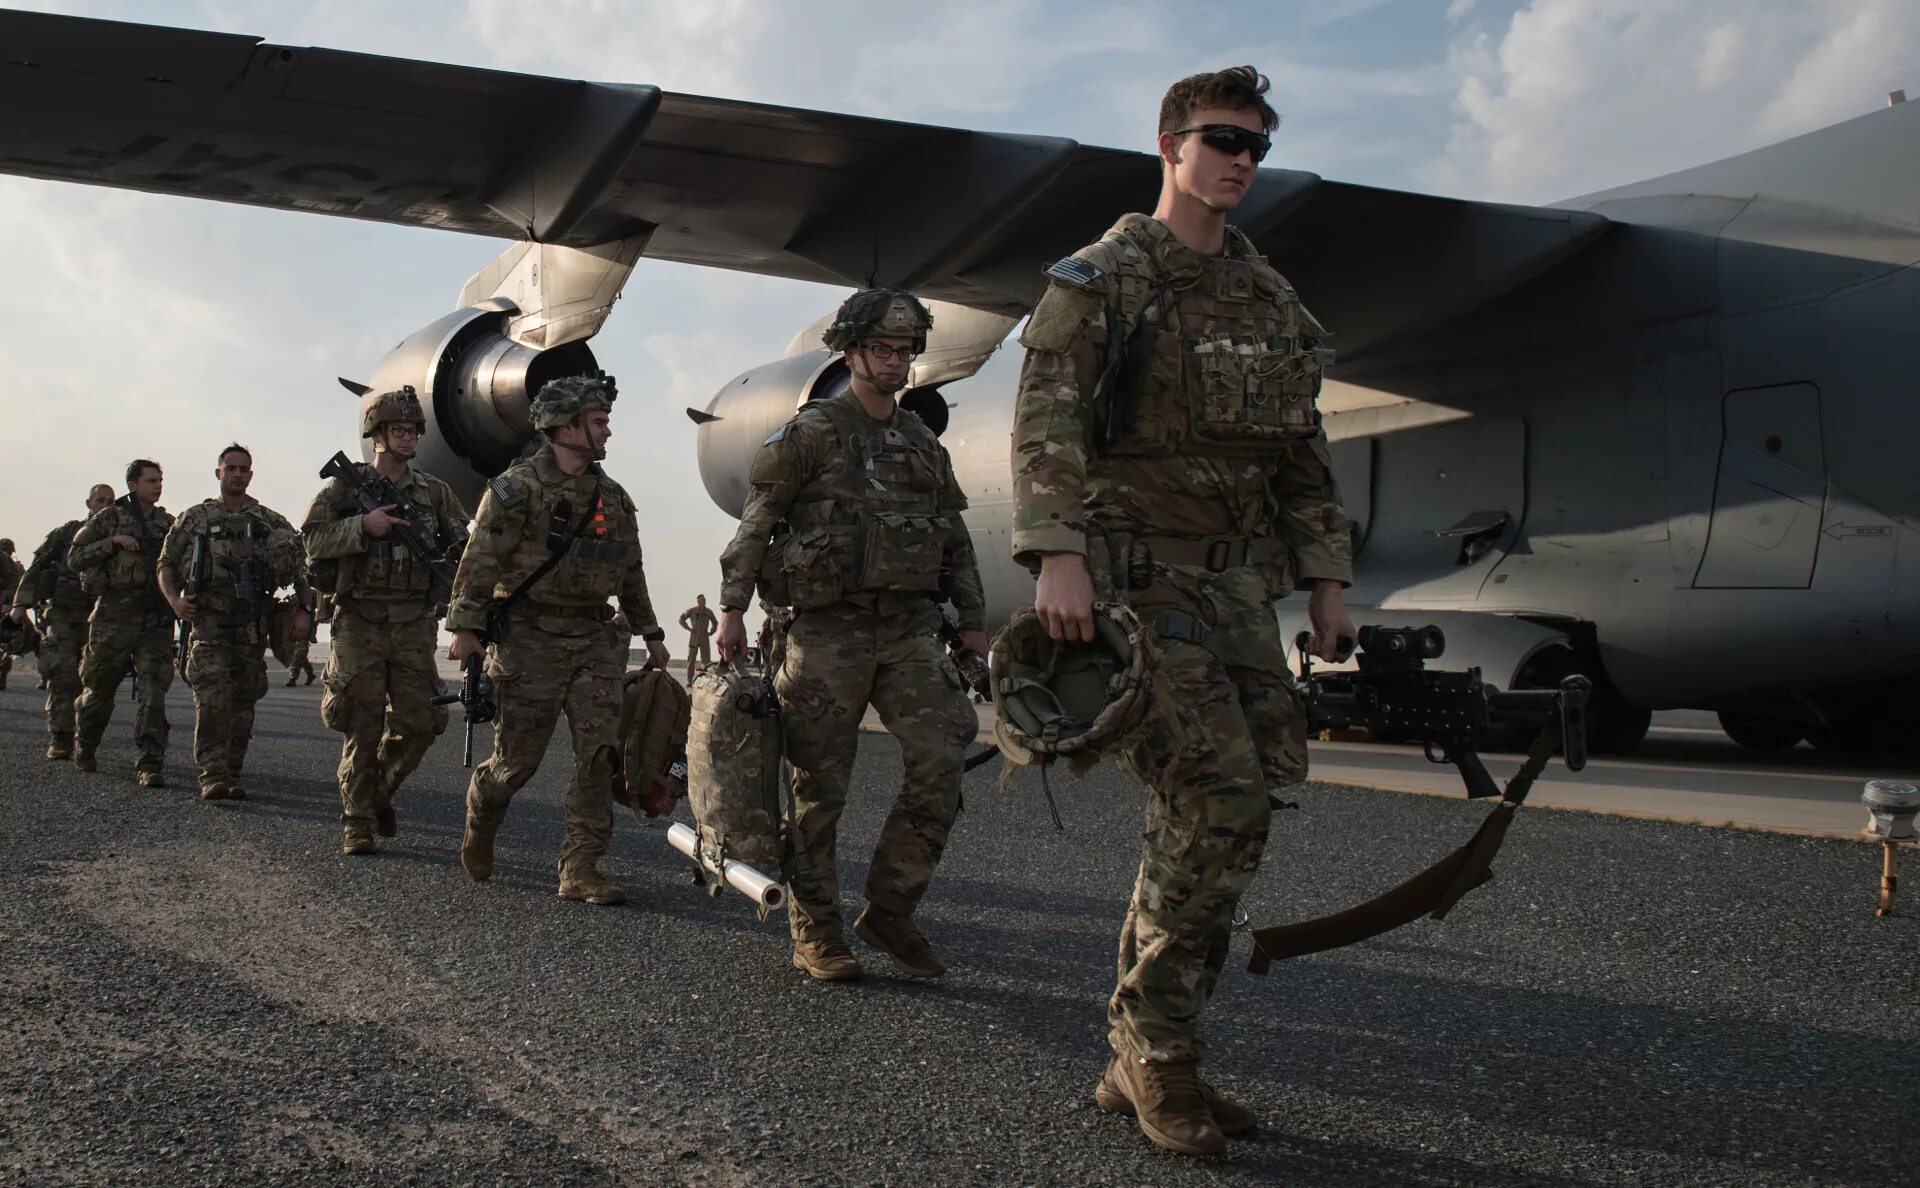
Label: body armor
xmin=771 ymin=396 xmax=952 ymax=611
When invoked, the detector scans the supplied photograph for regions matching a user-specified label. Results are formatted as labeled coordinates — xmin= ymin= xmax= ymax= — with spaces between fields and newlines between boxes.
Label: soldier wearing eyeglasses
xmin=1009 ymin=67 xmax=1358 ymax=1157
xmin=715 ymin=288 xmax=986 ymax=985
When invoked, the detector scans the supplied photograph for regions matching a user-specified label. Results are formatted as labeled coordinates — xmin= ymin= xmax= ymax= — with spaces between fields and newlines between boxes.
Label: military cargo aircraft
xmin=3 ymin=9 xmax=1914 ymax=755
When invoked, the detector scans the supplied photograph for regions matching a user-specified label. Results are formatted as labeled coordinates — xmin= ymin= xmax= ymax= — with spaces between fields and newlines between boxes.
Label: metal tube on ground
xmin=666 ymin=822 xmax=784 ymax=909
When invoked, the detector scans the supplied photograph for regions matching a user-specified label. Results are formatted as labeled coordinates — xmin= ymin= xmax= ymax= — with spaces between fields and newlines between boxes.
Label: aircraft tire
xmin=1586 ymin=680 xmax=1651 ymax=756
xmin=1716 ymin=711 xmax=1806 ymax=752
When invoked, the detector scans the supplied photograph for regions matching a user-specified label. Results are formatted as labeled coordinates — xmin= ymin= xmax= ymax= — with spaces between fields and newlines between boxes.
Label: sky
xmin=1 ymin=0 xmax=1915 ymax=633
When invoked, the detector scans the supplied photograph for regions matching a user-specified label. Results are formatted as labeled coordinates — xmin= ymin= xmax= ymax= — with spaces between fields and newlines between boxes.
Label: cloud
xmin=1421 ymin=0 xmax=1920 ymax=203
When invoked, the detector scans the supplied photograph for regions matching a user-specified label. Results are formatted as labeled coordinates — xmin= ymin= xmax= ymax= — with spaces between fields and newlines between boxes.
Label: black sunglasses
xmin=1174 ymin=123 xmax=1271 ymax=164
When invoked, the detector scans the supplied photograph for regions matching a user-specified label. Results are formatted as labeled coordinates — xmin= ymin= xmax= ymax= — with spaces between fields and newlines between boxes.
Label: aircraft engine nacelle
xmin=693 ymin=350 xmax=950 ymax=518
xmin=364 ymin=304 xmax=602 ymax=510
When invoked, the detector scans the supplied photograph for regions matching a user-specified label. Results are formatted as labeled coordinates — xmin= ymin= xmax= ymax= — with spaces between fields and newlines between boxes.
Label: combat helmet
xmin=821 ymin=288 xmax=934 ymax=354
xmin=360 ymin=386 xmax=427 ymax=439
xmin=990 ymin=602 xmax=1154 ymax=769
xmin=529 ymin=372 xmax=618 ymax=431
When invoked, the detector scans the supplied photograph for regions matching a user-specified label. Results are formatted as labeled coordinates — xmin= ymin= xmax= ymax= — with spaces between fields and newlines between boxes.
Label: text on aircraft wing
xmin=0 ymin=9 xmax=1607 ymax=357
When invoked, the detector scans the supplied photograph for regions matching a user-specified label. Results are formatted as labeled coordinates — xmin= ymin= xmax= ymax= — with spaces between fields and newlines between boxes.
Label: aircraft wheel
xmin=1716 ymin=711 xmax=1806 ymax=752
xmin=1587 ymin=682 xmax=1652 ymax=756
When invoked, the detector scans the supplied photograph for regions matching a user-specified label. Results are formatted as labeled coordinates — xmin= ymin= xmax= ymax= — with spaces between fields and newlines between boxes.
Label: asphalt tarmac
xmin=2 ymin=675 xmax=1915 ymax=1186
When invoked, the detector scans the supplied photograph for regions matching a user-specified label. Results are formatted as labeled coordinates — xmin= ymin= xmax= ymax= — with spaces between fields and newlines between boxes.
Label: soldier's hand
xmin=170 ymin=593 xmax=198 ymax=622
xmin=716 ymin=609 xmax=748 ymax=662
xmin=111 ymin=534 xmax=139 ymax=552
xmin=1035 ymin=553 xmax=1096 ymax=642
xmin=645 ymin=640 xmax=671 ymax=671
xmin=361 ymin=504 xmax=410 ymax=539
xmin=961 ymin=628 xmax=990 ymax=657
xmin=448 ymin=629 xmax=484 ymax=666
xmin=7 ymin=607 xmax=26 ymax=626
xmin=292 ymin=608 xmax=313 ymax=643
xmin=1307 ymin=580 xmax=1358 ymax=663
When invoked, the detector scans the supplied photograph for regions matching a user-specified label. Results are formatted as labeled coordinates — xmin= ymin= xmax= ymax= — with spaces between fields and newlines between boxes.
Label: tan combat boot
xmin=1096 ymin=1053 xmax=1256 ymax=1137
xmin=853 ymin=905 xmax=947 ymax=978
xmin=791 ymin=937 xmax=864 ymax=982
xmin=1097 ymin=1054 xmax=1227 ymax=1157
xmin=460 ymin=813 xmax=498 ymax=881
xmin=557 ymin=861 xmax=626 ymax=906
xmin=46 ymin=735 xmax=73 ymax=761
xmin=342 ymin=827 xmax=377 ymax=856
xmin=74 ymin=749 xmax=97 ymax=772
xmin=136 ymin=771 xmax=168 ymax=790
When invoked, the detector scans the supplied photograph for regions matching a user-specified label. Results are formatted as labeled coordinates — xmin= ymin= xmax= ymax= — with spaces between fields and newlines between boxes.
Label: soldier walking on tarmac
xmin=303 ymin=388 xmax=470 ymax=855
xmin=715 ymin=288 xmax=986 ymax=983
xmin=9 ymin=483 xmax=112 ymax=758
xmin=0 ymin=539 xmax=21 ymax=691
xmin=157 ymin=445 xmax=312 ymax=801
xmin=677 ymin=594 xmax=717 ymax=683
xmin=67 ymin=464 xmax=177 ymax=786
xmin=1009 ymin=67 xmax=1358 ymax=1156
xmin=446 ymin=375 xmax=669 ymax=905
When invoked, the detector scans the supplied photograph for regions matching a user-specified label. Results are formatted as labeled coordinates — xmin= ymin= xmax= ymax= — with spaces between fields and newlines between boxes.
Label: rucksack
xmin=615 ymin=668 xmax=691 ymax=819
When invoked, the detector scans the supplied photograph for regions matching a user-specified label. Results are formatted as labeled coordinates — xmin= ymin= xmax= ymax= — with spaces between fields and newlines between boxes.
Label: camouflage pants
xmin=1109 ymin=573 xmax=1306 ymax=1065
xmin=321 ymin=610 xmax=448 ymax=833
xmin=75 ymin=606 xmax=175 ymax=773
xmin=36 ymin=608 xmax=90 ymax=741
xmin=466 ymin=621 xmax=624 ymax=873
xmin=776 ymin=603 xmax=976 ymax=944
xmin=285 ymin=640 xmax=316 ymax=683
xmin=183 ymin=627 xmax=269 ymax=790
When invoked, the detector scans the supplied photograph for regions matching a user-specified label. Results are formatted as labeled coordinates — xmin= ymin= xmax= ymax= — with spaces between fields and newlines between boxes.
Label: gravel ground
xmin=1 ymin=677 xmax=1914 ymax=1186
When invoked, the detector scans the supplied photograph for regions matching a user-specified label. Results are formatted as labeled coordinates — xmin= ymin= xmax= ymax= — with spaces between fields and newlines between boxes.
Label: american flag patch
xmin=1044 ymin=257 xmax=1102 ymax=288
xmin=487 ymin=477 xmax=519 ymax=505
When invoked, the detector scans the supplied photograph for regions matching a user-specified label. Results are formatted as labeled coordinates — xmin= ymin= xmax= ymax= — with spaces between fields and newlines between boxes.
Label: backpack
xmin=615 ymin=668 xmax=691 ymax=819
xmin=685 ymin=661 xmax=787 ymax=888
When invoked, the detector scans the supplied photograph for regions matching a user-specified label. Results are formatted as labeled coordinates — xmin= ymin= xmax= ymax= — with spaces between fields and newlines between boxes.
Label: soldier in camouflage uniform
xmin=303 ymin=389 xmax=470 ymax=855
xmin=716 ymin=288 xmax=986 ymax=983
xmin=9 ymin=483 xmax=113 ymax=758
xmin=1010 ymin=68 xmax=1357 ymax=1157
xmin=283 ymin=637 xmax=316 ymax=685
xmin=447 ymin=375 xmax=669 ymax=905
xmin=677 ymin=595 xmax=717 ymax=683
xmin=68 ymin=464 xmax=178 ymax=786
xmin=0 ymin=539 xmax=21 ymax=690
xmin=157 ymin=445 xmax=312 ymax=801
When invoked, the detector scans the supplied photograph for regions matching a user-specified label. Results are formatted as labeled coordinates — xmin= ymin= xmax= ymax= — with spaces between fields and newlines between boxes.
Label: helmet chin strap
xmin=849 ymin=360 xmax=907 ymax=396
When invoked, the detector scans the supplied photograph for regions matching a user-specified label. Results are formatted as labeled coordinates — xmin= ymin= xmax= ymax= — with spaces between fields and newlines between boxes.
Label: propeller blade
xmin=685 ymin=408 xmax=721 ymax=424
xmin=338 ymin=378 xmax=374 ymax=396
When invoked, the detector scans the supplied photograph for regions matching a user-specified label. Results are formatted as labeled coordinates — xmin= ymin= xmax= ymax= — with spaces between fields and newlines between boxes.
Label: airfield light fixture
xmin=1861 ymin=779 xmax=1919 ymax=917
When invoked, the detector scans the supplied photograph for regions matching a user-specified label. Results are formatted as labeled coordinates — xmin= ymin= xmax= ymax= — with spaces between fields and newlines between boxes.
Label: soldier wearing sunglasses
xmin=1010 ymin=66 xmax=1357 ymax=1157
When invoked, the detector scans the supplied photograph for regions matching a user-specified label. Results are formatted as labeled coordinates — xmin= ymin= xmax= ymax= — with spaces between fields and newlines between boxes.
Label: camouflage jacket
xmin=1010 ymin=213 xmax=1352 ymax=595
xmin=445 ymin=443 xmax=660 ymax=639
xmin=716 ymin=389 xmax=986 ymax=630
xmin=301 ymin=460 xmax=471 ymax=623
xmin=68 ymin=498 xmax=175 ymax=616
xmin=14 ymin=519 xmax=94 ymax=617
xmin=157 ymin=497 xmax=304 ymax=628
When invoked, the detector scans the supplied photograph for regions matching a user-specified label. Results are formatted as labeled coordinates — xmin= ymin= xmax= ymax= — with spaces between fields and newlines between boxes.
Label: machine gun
xmin=318 ymin=451 xmax=462 ymax=586
xmin=1295 ymin=624 xmax=1589 ymax=799
xmin=1243 ymin=624 xmax=1590 ymax=971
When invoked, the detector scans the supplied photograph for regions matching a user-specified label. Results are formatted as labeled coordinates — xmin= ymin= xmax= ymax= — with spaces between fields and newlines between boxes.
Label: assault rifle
xmin=177 ymin=532 xmax=210 ymax=674
xmin=433 ymin=604 xmax=500 ymax=767
xmin=318 ymin=451 xmax=462 ymax=585
xmin=935 ymin=609 xmax=991 ymax=701
xmin=1243 ymin=624 xmax=1590 ymax=971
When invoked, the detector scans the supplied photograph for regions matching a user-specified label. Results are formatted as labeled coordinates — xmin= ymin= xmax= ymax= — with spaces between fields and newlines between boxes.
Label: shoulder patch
xmin=1044 ymin=256 xmax=1102 ymax=290
xmin=487 ymin=476 xmax=519 ymax=505
xmin=763 ymin=422 xmax=790 ymax=445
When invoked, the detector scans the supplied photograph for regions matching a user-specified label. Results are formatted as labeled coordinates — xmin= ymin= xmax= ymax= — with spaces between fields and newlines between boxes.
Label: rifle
xmin=177 ymin=532 xmax=209 ymax=674
xmin=434 ymin=609 xmax=499 ymax=768
xmin=934 ymin=609 xmax=991 ymax=701
xmin=1242 ymin=624 xmax=1590 ymax=970
xmin=318 ymin=451 xmax=463 ymax=585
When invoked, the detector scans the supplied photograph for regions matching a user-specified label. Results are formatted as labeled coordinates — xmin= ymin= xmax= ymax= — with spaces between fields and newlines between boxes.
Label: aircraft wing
xmin=0 ymin=9 xmax=1607 ymax=357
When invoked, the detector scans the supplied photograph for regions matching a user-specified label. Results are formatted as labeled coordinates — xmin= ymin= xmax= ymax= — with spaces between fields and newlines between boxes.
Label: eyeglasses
xmin=384 ymin=424 xmax=421 ymax=439
xmin=1173 ymin=123 xmax=1271 ymax=164
xmin=862 ymin=342 xmax=920 ymax=363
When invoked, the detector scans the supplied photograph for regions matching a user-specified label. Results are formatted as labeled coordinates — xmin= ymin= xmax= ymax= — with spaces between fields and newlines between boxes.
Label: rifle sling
xmin=1245 ymin=724 xmax=1560 ymax=974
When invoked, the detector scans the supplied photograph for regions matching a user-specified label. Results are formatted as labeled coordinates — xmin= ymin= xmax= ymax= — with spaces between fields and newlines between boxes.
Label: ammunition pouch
xmin=780 ymin=528 xmax=844 ymax=610
xmin=857 ymin=510 xmax=947 ymax=594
